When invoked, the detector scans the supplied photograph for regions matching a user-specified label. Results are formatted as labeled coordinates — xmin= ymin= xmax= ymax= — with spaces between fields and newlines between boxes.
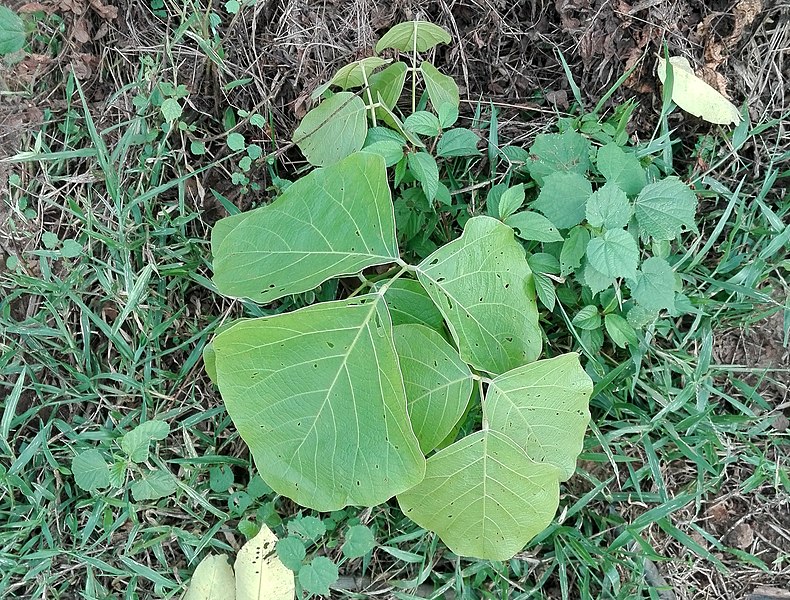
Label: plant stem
xmin=411 ymin=21 xmax=418 ymax=114
xmin=375 ymin=262 xmax=413 ymax=296
xmin=360 ymin=67 xmax=377 ymax=127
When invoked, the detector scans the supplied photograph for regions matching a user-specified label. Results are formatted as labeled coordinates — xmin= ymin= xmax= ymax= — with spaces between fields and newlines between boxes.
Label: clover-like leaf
xmin=394 ymin=324 xmax=473 ymax=453
xmin=213 ymin=295 xmax=425 ymax=511
xmin=292 ymin=92 xmax=367 ymax=166
xmin=484 ymin=353 xmax=593 ymax=481
xmin=416 ymin=216 xmax=542 ymax=375
xmin=212 ymin=152 xmax=398 ymax=303
xmin=397 ymin=430 xmax=561 ymax=561
xmin=121 ymin=420 xmax=170 ymax=463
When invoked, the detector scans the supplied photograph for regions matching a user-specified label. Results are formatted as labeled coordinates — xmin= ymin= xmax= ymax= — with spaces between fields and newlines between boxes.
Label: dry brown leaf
xmin=59 ymin=0 xmax=86 ymax=15
xmin=18 ymin=2 xmax=52 ymax=13
xmin=706 ymin=501 xmax=729 ymax=525
xmin=89 ymin=0 xmax=118 ymax=19
xmin=728 ymin=522 xmax=754 ymax=549
xmin=73 ymin=18 xmax=90 ymax=44
xmin=729 ymin=0 xmax=763 ymax=46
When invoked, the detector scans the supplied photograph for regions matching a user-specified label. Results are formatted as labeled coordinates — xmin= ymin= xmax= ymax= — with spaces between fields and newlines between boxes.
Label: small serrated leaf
xmin=596 ymin=143 xmax=646 ymax=197
xmin=585 ymin=183 xmax=633 ymax=230
xmin=160 ymin=98 xmax=182 ymax=124
xmin=528 ymin=130 xmax=592 ymax=185
xmin=298 ymin=557 xmax=338 ymax=596
xmin=585 ymin=229 xmax=638 ymax=280
xmin=634 ymin=177 xmax=698 ymax=242
xmin=276 ymin=536 xmax=306 ymax=572
xmin=342 ymin=524 xmax=376 ymax=558
xmin=120 ymin=420 xmax=170 ymax=463
xmin=628 ymin=256 xmax=678 ymax=311
xmin=130 ymin=469 xmax=177 ymax=501
xmin=532 ymin=172 xmax=592 ymax=229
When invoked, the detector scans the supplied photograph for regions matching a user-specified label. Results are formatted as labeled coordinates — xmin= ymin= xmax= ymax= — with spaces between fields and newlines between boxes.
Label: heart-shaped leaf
xmin=213 ymin=295 xmax=425 ymax=511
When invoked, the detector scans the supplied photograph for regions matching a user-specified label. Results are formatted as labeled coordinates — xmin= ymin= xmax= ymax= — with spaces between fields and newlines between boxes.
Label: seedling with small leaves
xmin=206 ymin=22 xmax=596 ymax=562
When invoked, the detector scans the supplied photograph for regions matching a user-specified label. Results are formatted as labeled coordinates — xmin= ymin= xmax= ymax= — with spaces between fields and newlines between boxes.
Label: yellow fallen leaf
xmin=235 ymin=524 xmax=294 ymax=600
xmin=184 ymin=554 xmax=236 ymax=600
xmin=657 ymin=56 xmax=742 ymax=125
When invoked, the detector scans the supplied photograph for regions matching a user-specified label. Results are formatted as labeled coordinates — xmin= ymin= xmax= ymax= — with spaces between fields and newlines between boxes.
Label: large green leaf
xmin=415 ymin=216 xmax=542 ymax=374
xmin=484 ymin=353 xmax=592 ymax=481
xmin=420 ymin=61 xmax=460 ymax=111
xmin=368 ymin=62 xmax=408 ymax=109
xmin=213 ymin=295 xmax=425 ymax=511
xmin=377 ymin=278 xmax=445 ymax=331
xmin=0 ymin=6 xmax=25 ymax=56
xmin=397 ymin=430 xmax=561 ymax=561
xmin=293 ymin=92 xmax=367 ymax=166
xmin=368 ymin=62 xmax=408 ymax=127
xmin=312 ymin=57 xmax=392 ymax=98
xmin=393 ymin=324 xmax=473 ymax=454
xmin=375 ymin=21 xmax=451 ymax=53
xmin=212 ymin=152 xmax=398 ymax=302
